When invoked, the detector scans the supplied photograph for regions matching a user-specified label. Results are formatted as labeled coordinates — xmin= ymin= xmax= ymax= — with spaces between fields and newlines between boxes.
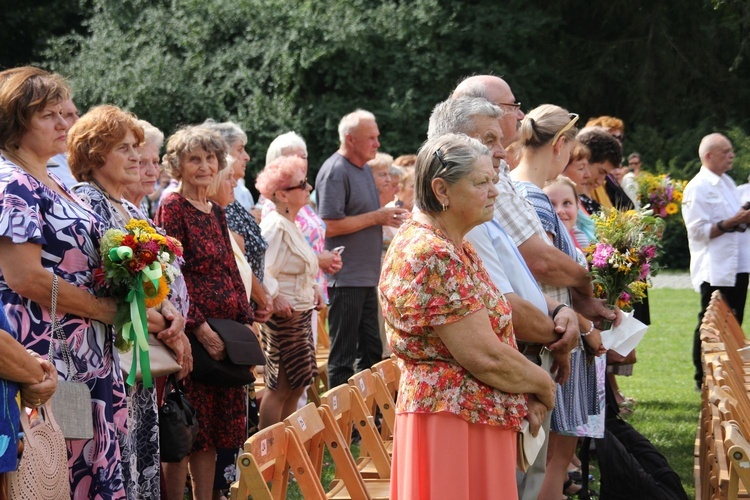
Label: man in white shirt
xmin=682 ymin=133 xmax=750 ymax=389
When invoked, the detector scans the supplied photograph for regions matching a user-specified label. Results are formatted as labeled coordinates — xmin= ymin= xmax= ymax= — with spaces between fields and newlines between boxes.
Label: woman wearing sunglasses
xmin=511 ymin=105 xmax=607 ymax=499
xmin=255 ymin=156 xmax=323 ymax=428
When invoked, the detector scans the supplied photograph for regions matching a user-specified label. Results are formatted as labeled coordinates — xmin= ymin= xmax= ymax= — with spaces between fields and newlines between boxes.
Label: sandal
xmin=564 ymin=479 xmax=582 ymax=496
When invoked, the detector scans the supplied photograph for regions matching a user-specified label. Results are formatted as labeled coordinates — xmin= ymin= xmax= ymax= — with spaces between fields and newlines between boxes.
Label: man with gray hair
xmin=315 ymin=109 xmax=409 ymax=388
xmin=428 ymin=96 xmax=581 ymax=500
xmin=683 ymin=132 xmax=750 ymax=389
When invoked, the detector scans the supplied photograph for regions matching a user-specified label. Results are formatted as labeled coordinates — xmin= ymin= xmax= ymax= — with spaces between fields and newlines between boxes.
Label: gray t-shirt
xmin=315 ymin=152 xmax=382 ymax=287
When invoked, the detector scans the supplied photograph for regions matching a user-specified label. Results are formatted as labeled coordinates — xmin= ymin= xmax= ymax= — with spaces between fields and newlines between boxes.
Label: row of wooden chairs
xmin=696 ymin=290 xmax=750 ymax=499
xmin=231 ymin=358 xmax=401 ymax=499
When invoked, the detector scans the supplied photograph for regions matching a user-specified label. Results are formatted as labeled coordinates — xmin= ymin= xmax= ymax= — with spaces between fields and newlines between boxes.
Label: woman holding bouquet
xmin=510 ymin=105 xmax=607 ymax=499
xmin=0 ymin=67 xmax=128 ymax=498
xmin=68 ymin=105 xmax=189 ymax=499
xmin=155 ymin=126 xmax=253 ymax=499
xmin=380 ymin=133 xmax=555 ymax=499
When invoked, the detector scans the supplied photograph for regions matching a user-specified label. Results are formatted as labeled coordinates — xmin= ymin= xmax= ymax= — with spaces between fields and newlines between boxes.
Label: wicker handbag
xmin=6 ymin=404 xmax=70 ymax=499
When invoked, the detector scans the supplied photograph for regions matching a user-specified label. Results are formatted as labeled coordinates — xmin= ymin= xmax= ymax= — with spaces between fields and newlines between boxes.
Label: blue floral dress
xmin=0 ymin=307 xmax=21 ymax=475
xmin=0 ymin=157 xmax=127 ymax=498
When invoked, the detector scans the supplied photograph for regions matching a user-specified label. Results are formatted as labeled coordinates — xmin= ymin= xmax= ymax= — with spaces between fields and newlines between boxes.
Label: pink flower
xmin=620 ymin=291 xmax=631 ymax=302
xmin=642 ymin=245 xmax=657 ymax=259
xmin=639 ymin=262 xmax=651 ymax=280
xmin=592 ymin=243 xmax=615 ymax=268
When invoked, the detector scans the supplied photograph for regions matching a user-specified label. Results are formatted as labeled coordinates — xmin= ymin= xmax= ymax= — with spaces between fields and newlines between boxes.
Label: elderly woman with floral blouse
xmin=379 ymin=133 xmax=555 ymax=499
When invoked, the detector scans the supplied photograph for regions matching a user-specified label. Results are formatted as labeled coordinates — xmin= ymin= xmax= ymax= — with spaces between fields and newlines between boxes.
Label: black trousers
xmin=326 ymin=286 xmax=383 ymax=388
xmin=692 ymin=273 xmax=749 ymax=387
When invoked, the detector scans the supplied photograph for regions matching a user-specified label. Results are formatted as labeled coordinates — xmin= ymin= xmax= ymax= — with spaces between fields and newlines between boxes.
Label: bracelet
xmin=552 ymin=303 xmax=569 ymax=319
xmin=581 ymin=321 xmax=595 ymax=337
xmin=717 ymin=220 xmax=727 ymax=233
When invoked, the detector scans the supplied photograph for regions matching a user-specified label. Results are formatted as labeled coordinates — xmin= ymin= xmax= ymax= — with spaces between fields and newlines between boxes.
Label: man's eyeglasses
xmin=284 ymin=178 xmax=308 ymax=191
xmin=552 ymin=113 xmax=579 ymax=146
xmin=498 ymin=101 xmax=522 ymax=111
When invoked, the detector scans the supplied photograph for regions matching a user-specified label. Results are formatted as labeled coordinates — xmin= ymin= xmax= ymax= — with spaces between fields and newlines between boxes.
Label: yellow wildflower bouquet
xmin=636 ymin=172 xmax=686 ymax=218
xmin=95 ymin=219 xmax=183 ymax=387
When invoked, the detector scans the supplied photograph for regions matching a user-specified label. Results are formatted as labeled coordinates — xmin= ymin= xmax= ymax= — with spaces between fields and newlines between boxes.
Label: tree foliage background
xmin=5 ymin=0 xmax=750 ymax=268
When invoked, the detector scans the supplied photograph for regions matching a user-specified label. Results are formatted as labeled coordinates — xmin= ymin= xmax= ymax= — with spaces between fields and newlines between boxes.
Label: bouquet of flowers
xmin=96 ymin=219 xmax=183 ymax=387
xmin=586 ymin=208 xmax=665 ymax=326
xmin=636 ymin=172 xmax=686 ymax=218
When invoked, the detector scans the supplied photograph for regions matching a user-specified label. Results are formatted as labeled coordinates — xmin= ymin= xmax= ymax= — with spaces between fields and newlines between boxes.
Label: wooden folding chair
xmin=320 ymin=384 xmax=391 ymax=479
xmin=370 ymin=360 xmax=399 ymax=442
xmin=722 ymin=420 xmax=750 ymax=500
xmin=349 ymin=370 xmax=393 ymax=457
xmin=309 ymin=307 xmax=331 ymax=406
xmin=230 ymin=422 xmax=326 ymax=500
xmin=284 ymin=403 xmax=390 ymax=499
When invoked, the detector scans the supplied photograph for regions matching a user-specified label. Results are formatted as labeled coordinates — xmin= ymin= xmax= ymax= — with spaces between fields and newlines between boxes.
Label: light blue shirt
xmin=466 ymin=219 xmax=548 ymax=313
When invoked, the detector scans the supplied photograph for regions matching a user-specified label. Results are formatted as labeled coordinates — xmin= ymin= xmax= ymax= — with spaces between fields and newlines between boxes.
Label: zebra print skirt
xmin=258 ymin=308 xmax=317 ymax=390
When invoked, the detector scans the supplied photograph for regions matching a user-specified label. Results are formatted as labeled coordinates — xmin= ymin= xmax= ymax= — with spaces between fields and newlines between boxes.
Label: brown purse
xmin=6 ymin=405 xmax=70 ymax=499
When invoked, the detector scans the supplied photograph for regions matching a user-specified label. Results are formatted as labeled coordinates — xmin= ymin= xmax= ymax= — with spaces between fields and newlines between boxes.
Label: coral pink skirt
xmin=390 ymin=411 xmax=518 ymax=500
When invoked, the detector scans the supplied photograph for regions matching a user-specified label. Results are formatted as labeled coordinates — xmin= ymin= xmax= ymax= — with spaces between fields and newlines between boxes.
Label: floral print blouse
xmin=378 ymin=219 xmax=527 ymax=430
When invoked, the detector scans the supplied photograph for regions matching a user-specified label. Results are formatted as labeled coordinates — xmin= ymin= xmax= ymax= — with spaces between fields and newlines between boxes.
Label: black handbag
xmin=189 ymin=318 xmax=266 ymax=387
xmin=159 ymin=375 xmax=199 ymax=463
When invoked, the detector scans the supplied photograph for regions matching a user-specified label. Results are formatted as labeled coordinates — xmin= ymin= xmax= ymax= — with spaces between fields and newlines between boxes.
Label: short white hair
xmin=338 ymin=109 xmax=376 ymax=144
xmin=265 ymin=131 xmax=307 ymax=166
xmin=698 ymin=133 xmax=729 ymax=163
xmin=136 ymin=119 xmax=164 ymax=149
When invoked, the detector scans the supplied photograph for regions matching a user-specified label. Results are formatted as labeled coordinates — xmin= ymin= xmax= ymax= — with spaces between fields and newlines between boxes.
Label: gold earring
xmin=442 ymin=203 xmax=448 ymax=212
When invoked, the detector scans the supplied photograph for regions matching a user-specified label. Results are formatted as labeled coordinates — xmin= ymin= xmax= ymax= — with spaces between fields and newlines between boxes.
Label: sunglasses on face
xmin=284 ymin=178 xmax=308 ymax=191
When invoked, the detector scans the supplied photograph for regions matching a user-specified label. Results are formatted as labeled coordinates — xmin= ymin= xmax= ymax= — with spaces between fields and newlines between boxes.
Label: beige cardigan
xmin=260 ymin=210 xmax=319 ymax=310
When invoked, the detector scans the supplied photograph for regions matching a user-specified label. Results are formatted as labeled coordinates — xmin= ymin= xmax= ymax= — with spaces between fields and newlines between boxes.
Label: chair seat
xmin=328 ymin=478 xmax=391 ymax=499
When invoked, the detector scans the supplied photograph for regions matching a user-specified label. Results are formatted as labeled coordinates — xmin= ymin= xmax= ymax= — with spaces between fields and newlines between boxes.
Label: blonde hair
xmin=518 ymin=104 xmax=578 ymax=151
xmin=368 ymin=152 xmax=393 ymax=172
xmin=544 ymin=174 xmax=579 ymax=199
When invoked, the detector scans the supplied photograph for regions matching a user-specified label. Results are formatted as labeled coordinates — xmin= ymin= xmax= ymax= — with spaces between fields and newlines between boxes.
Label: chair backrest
xmin=285 ymin=403 xmax=370 ymax=499
xmin=722 ymin=420 xmax=750 ymax=499
xmin=320 ymin=384 xmax=353 ymax=446
xmin=317 ymin=306 xmax=330 ymax=351
xmin=370 ymin=362 xmax=397 ymax=441
xmin=371 ymin=359 xmax=399 ymax=397
xmin=349 ymin=370 xmax=378 ymax=416
xmin=231 ymin=422 xmax=326 ymax=500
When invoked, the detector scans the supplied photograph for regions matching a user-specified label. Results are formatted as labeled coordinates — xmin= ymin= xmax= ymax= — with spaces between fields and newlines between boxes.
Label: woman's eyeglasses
xmin=552 ymin=113 xmax=580 ymax=146
xmin=284 ymin=178 xmax=308 ymax=191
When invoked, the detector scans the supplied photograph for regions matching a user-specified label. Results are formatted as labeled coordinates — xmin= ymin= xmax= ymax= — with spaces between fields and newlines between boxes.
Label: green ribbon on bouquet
xmin=109 ymin=246 xmax=163 ymax=388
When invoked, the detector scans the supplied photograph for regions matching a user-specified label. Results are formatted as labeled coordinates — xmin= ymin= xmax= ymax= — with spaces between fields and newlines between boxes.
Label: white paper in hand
xmin=600 ymin=311 xmax=648 ymax=356
xmin=517 ymin=419 xmax=546 ymax=472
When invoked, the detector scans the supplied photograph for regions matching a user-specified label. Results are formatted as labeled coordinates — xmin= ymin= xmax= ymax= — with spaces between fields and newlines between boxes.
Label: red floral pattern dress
xmin=155 ymin=193 xmax=252 ymax=450
xmin=378 ymin=219 xmax=527 ymax=430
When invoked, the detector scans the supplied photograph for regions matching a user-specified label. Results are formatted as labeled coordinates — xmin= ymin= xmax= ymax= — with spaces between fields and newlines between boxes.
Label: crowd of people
xmin=0 ymin=64 xmax=710 ymax=500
